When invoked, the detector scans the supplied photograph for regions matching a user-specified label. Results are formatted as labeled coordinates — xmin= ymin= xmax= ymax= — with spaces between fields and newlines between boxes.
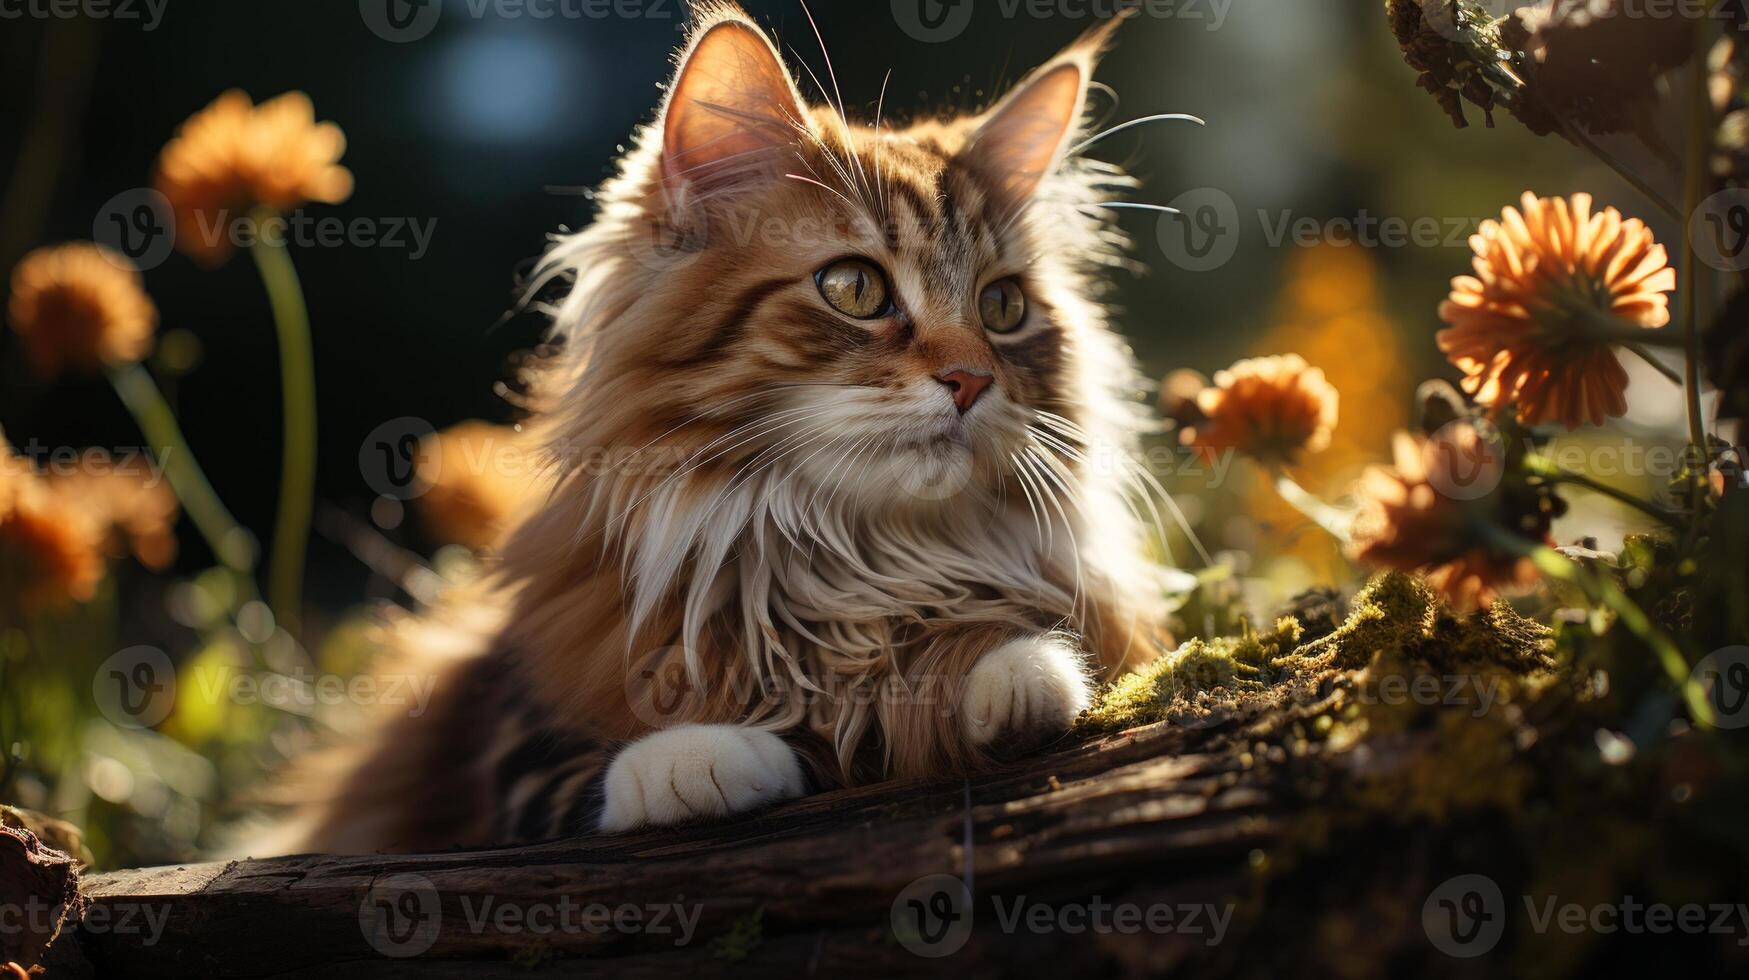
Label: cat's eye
xmin=979 ymin=278 xmax=1026 ymax=334
xmin=816 ymin=258 xmax=892 ymax=320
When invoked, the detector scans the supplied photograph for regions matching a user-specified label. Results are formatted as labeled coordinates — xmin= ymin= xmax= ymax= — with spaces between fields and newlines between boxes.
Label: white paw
xmin=597 ymin=724 xmax=805 ymax=832
xmin=960 ymin=635 xmax=1092 ymax=747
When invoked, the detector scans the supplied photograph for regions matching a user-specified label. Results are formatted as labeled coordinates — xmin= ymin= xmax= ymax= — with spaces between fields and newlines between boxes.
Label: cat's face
xmin=565 ymin=8 xmax=1115 ymax=514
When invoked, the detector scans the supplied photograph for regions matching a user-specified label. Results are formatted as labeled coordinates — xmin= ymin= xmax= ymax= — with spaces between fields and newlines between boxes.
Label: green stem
xmin=107 ymin=362 xmax=256 ymax=573
xmin=1625 ymin=344 xmax=1685 ymax=386
xmin=1483 ymin=526 xmax=1712 ymax=726
xmin=1679 ymin=21 xmax=1713 ymax=495
xmin=1269 ymin=468 xmax=1355 ymax=543
xmin=249 ymin=207 xmax=317 ymax=634
xmin=1525 ymin=458 xmax=1686 ymax=530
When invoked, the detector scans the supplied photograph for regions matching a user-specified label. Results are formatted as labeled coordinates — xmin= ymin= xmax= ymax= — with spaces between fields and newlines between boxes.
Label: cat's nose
xmin=936 ymin=370 xmax=993 ymax=413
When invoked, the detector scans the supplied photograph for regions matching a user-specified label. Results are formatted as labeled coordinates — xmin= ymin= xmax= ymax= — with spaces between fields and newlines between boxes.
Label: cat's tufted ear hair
xmin=659 ymin=3 xmax=811 ymax=198
xmin=959 ymin=15 xmax=1126 ymax=208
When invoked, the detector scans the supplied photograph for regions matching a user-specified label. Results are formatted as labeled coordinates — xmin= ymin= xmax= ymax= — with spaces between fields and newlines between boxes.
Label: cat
xmin=281 ymin=0 xmax=1177 ymax=853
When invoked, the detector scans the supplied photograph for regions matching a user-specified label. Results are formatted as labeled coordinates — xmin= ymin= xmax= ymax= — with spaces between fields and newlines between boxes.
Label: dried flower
xmin=1437 ymin=192 xmax=1675 ymax=429
xmin=413 ymin=422 xmax=543 ymax=551
xmin=7 ymin=243 xmax=157 ymax=378
xmin=0 ymin=449 xmax=105 ymax=614
xmin=1504 ymin=0 xmax=1700 ymax=153
xmin=1350 ymin=422 xmax=1557 ymax=613
xmin=154 ymin=90 xmax=353 ymax=264
xmin=1387 ymin=0 xmax=1528 ymax=129
xmin=1180 ymin=354 xmax=1339 ymax=467
xmin=50 ymin=452 xmax=180 ymax=570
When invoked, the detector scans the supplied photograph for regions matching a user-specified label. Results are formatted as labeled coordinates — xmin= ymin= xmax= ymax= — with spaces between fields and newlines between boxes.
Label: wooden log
xmin=77 ymin=703 xmax=1327 ymax=977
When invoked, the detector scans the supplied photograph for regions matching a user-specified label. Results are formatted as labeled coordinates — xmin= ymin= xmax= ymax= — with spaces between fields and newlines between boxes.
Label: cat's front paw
xmin=597 ymin=724 xmax=805 ymax=832
xmin=960 ymin=635 xmax=1092 ymax=747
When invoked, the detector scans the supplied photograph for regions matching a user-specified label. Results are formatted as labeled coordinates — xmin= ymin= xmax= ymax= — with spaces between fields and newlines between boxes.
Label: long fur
xmin=275 ymin=2 xmax=1177 ymax=855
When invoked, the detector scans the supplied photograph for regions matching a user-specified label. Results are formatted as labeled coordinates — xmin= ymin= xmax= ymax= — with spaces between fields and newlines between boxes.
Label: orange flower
xmin=1437 ymin=192 xmax=1675 ymax=429
xmin=0 ymin=450 xmax=105 ymax=614
xmin=413 ymin=423 xmax=544 ymax=551
xmin=50 ymin=452 xmax=180 ymax=570
xmin=7 ymin=243 xmax=157 ymax=378
xmin=1349 ymin=423 xmax=1553 ymax=612
xmin=154 ymin=90 xmax=353 ymax=264
xmin=1180 ymin=354 xmax=1339 ymax=467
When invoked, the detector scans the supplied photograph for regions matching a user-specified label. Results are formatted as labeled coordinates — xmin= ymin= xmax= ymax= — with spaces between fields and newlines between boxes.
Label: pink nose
xmin=936 ymin=370 xmax=993 ymax=413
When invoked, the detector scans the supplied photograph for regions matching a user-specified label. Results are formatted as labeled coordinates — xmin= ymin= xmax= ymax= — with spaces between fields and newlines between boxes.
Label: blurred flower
xmin=50 ymin=452 xmax=180 ymax=570
xmin=154 ymin=90 xmax=353 ymax=264
xmin=413 ymin=422 xmax=543 ymax=551
xmin=1350 ymin=423 xmax=1557 ymax=612
xmin=6 ymin=243 xmax=157 ymax=378
xmin=1437 ymin=192 xmax=1675 ymax=430
xmin=0 ymin=448 xmax=105 ymax=613
xmin=1504 ymin=0 xmax=1700 ymax=153
xmin=1157 ymin=368 xmax=1209 ymax=431
xmin=1714 ymin=32 xmax=1748 ymax=185
xmin=1181 ymin=354 xmax=1339 ymax=467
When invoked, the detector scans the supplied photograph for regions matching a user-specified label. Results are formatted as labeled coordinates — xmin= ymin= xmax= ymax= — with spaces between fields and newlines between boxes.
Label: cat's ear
xmin=659 ymin=8 xmax=810 ymax=196
xmin=961 ymin=20 xmax=1121 ymax=206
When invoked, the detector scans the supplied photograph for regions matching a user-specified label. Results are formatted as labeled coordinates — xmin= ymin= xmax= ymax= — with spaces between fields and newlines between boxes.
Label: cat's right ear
xmin=659 ymin=11 xmax=810 ymax=198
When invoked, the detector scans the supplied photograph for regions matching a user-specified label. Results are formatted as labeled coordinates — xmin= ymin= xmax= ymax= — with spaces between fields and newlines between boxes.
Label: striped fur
xmin=282 ymin=2 xmax=1176 ymax=853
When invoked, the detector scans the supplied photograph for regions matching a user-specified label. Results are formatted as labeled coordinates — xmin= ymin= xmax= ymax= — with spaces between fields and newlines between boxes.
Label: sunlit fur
xmin=284 ymin=2 xmax=1177 ymax=853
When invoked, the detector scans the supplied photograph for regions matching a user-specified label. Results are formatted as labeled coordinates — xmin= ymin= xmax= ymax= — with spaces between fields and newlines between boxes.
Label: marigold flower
xmin=50 ymin=452 xmax=180 ymax=570
xmin=7 ymin=243 xmax=157 ymax=378
xmin=1349 ymin=423 xmax=1554 ymax=612
xmin=1437 ymin=192 xmax=1675 ymax=430
xmin=413 ymin=423 xmax=543 ymax=551
xmin=1180 ymin=354 xmax=1339 ymax=467
xmin=0 ymin=453 xmax=105 ymax=614
xmin=154 ymin=90 xmax=353 ymax=264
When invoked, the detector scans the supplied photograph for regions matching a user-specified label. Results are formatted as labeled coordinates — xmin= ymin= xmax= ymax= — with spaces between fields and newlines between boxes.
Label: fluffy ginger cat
xmin=286 ymin=1 xmax=1178 ymax=853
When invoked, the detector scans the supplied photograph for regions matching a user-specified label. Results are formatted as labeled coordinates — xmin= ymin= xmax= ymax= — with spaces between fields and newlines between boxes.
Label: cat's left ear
xmin=960 ymin=19 xmax=1122 ymax=206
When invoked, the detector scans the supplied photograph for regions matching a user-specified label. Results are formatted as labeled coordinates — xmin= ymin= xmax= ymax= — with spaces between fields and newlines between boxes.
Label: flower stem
xmin=1269 ymin=468 xmax=1355 ymax=543
xmin=1624 ymin=344 xmax=1685 ymax=385
xmin=1526 ymin=458 xmax=1685 ymax=530
xmin=1678 ymin=21 xmax=1714 ymax=498
xmin=107 ymin=362 xmax=256 ymax=573
xmin=1481 ymin=525 xmax=1712 ymax=726
xmin=249 ymin=207 xmax=317 ymax=634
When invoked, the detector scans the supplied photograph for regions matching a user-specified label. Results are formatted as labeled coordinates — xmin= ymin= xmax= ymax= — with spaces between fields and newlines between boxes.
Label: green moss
xmin=1077 ymin=573 xmax=1554 ymax=736
xmin=1076 ymin=617 xmax=1303 ymax=734
xmin=1281 ymin=572 xmax=1554 ymax=674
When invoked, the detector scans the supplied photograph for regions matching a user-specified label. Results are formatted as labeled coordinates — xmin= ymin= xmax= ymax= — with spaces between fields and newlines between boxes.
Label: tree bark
xmin=69 ymin=697 xmax=1346 ymax=978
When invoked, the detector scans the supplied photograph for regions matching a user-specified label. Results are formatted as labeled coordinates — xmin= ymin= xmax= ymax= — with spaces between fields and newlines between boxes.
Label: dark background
xmin=1 ymin=0 xmax=1659 ymax=619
